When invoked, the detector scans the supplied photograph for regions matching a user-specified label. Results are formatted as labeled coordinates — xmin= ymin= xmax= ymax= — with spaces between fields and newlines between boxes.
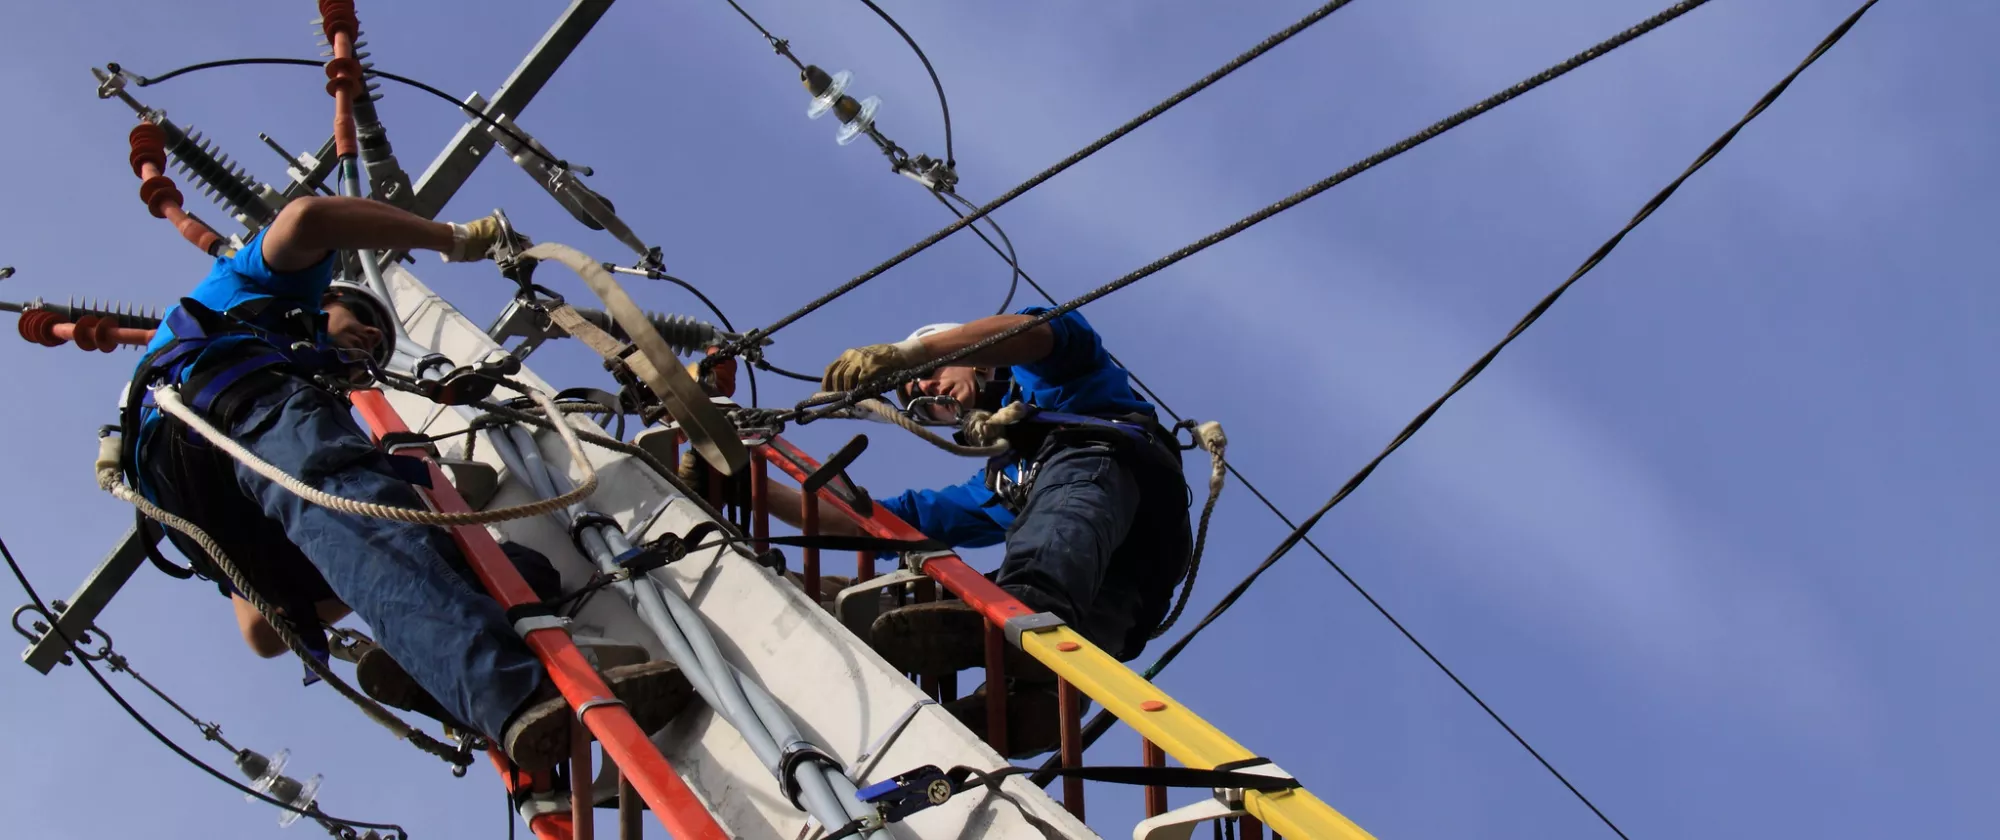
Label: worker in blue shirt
xmin=125 ymin=195 xmax=689 ymax=772
xmin=756 ymin=308 xmax=1193 ymax=756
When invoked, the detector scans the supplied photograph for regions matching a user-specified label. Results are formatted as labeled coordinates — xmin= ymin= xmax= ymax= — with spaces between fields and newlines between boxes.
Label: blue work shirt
xmin=875 ymin=307 xmax=1156 ymax=547
xmin=131 ymin=228 xmax=337 ymax=476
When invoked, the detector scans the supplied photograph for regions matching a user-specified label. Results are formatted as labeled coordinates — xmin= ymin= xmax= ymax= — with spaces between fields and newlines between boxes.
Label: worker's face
xmin=324 ymin=301 xmax=383 ymax=357
xmin=901 ymin=365 xmax=985 ymax=423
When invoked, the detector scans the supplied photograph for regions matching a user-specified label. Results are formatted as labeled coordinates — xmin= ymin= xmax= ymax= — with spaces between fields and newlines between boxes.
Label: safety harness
xmin=971 ymin=394 xmax=1188 ymax=517
xmin=117 ymin=295 xmax=365 ymax=678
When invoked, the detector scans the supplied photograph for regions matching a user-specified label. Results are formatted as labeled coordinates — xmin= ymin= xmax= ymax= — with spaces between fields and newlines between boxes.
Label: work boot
xmin=942 ymin=682 xmax=1075 ymax=759
xmin=356 ymin=647 xmax=471 ymax=732
xmin=502 ymin=660 xmax=696 ymax=773
xmin=869 ymin=600 xmax=1054 ymax=682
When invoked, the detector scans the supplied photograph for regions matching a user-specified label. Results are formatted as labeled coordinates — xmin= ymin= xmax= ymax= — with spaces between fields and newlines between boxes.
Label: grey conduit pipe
xmin=482 ymin=423 xmax=877 ymax=834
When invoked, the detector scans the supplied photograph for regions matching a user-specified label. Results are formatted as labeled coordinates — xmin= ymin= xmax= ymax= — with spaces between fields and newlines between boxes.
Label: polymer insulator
xmin=154 ymin=118 xmax=275 ymax=225
xmin=60 ymin=296 xmax=162 ymax=330
xmin=574 ymin=308 xmax=725 ymax=357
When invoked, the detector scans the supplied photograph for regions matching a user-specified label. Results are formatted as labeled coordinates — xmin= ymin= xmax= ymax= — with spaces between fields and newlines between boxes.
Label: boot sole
xmin=506 ymin=660 xmax=697 ymax=772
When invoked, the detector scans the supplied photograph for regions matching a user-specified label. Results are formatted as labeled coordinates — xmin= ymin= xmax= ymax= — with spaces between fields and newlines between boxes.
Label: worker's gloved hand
xmin=821 ymin=339 xmax=926 ymax=394
xmin=442 ymin=211 xmax=530 ymax=263
xmin=676 ymin=450 xmax=705 ymax=491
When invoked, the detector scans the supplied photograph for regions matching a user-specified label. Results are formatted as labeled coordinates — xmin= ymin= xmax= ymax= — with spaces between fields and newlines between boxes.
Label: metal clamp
xmin=1002 ymin=611 xmax=1066 ymax=648
xmin=573 ymin=696 xmax=627 ymax=719
xmin=901 ymin=549 xmax=957 ymax=576
xmin=511 ymin=614 xmax=569 ymax=637
xmin=777 ymin=740 xmax=840 ymax=810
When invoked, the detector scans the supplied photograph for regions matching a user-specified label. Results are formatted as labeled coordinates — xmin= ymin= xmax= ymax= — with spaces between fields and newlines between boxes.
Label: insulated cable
xmin=729 ymin=0 xmax=1362 ymax=352
xmin=933 ymin=189 xmax=1026 ymax=316
xmin=789 ymin=0 xmax=1722 ymax=423
xmin=1 ymin=535 xmax=410 ymax=839
xmin=853 ymin=0 xmax=956 ymax=167
xmin=110 ymin=59 xmax=571 ymax=172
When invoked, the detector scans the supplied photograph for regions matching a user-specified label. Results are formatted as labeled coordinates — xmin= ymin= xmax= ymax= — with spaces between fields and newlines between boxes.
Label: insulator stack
xmin=156 ymin=119 xmax=276 ymax=226
xmin=16 ymin=309 xmax=155 ymax=352
xmin=801 ymin=65 xmax=881 ymax=146
xmin=573 ymin=308 xmax=725 ymax=357
xmin=128 ymin=122 xmax=225 ymax=256
xmin=318 ymin=0 xmax=364 ymax=158
xmin=60 ymin=297 xmax=163 ymax=330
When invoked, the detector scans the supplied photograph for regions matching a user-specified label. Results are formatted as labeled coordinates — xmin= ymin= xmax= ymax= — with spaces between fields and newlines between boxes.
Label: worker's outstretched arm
xmin=911 ymin=315 xmax=1053 ymax=369
xmin=261 ymin=196 xmax=513 ymax=272
xmin=261 ymin=196 xmax=452 ymax=272
xmin=821 ymin=315 xmax=1055 ymax=393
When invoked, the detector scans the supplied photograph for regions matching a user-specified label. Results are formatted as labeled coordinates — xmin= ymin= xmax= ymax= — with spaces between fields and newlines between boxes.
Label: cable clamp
xmin=1002 ymin=611 xmax=1066 ymax=648
xmin=567 ymin=511 xmax=621 ymax=557
xmin=777 ymin=739 xmax=840 ymax=810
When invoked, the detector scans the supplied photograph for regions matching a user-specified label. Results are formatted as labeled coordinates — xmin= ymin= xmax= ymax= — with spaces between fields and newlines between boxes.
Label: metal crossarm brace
xmin=407 ymin=0 xmax=616 ymax=221
xmin=19 ymin=525 xmax=157 ymax=674
xmin=755 ymin=436 xmax=1377 ymax=840
xmin=349 ymin=389 xmax=727 ymax=840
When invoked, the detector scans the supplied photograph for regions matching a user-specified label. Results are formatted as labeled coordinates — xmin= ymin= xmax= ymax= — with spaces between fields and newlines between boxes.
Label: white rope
xmin=91 ymin=438 xmax=464 ymax=760
xmin=815 ymin=393 xmax=1032 ymax=458
xmin=151 ymin=385 xmax=597 ymax=526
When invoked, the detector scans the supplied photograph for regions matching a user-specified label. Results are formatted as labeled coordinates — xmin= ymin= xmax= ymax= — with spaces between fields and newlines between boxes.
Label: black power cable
xmin=114 ymin=58 xmax=571 ymax=172
xmin=933 ymin=189 xmax=1026 ymax=315
xmin=792 ymin=0 xmax=1722 ymax=423
xmin=1 ymin=535 xmax=408 ymax=838
xmin=733 ymin=0 xmax=1362 ymax=350
xmin=1049 ymin=2 xmax=1884 ymax=836
xmin=854 ymin=0 xmax=956 ymax=167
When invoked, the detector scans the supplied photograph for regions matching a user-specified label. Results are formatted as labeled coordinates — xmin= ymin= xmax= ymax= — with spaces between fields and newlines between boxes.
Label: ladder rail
xmin=755 ymin=435 xmax=1375 ymax=840
xmin=349 ymin=389 xmax=727 ymax=840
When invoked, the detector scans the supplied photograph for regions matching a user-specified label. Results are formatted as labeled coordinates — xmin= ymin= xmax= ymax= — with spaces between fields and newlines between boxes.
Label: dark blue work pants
xmin=143 ymin=378 xmax=545 ymax=738
xmin=994 ymin=440 xmax=1192 ymax=661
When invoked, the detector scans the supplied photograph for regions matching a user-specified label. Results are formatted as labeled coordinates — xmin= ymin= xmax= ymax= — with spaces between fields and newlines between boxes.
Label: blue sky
xmin=2 ymin=1 xmax=1993 ymax=838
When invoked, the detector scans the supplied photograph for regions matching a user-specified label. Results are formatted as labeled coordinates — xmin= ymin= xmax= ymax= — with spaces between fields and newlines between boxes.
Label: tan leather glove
xmin=441 ymin=212 xmax=530 ymax=262
xmin=821 ymin=339 xmax=926 ymax=393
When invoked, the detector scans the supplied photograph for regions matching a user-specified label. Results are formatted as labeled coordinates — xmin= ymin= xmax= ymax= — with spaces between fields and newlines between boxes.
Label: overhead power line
xmin=1120 ymin=1 xmax=1884 ymax=836
xmin=733 ymin=0 xmax=1363 ymax=350
xmin=793 ymin=0 xmax=1724 ymax=422
xmin=1 ymin=535 xmax=408 ymax=838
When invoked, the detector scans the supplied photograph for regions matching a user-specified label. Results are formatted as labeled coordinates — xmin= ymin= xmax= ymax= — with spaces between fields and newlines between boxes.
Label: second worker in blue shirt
xmin=752 ymin=308 xmax=1194 ymax=757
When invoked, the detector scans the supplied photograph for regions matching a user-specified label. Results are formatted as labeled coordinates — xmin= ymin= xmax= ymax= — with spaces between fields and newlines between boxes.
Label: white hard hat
xmin=322 ymin=278 xmax=398 ymax=367
xmin=906 ymin=322 xmax=962 ymax=343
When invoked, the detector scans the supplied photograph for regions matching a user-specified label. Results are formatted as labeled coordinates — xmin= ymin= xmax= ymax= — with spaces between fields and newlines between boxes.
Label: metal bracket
xmin=1131 ymin=796 xmax=1242 ymax=840
xmin=1002 ymin=611 xmax=1067 ymax=648
xmin=20 ymin=526 xmax=154 ymax=674
xmin=901 ymin=549 xmax=957 ymax=576
xmin=438 ymin=458 xmax=501 ymax=510
xmin=1129 ymin=761 xmax=1296 ymax=840
xmin=512 ymin=614 xmax=570 ymax=637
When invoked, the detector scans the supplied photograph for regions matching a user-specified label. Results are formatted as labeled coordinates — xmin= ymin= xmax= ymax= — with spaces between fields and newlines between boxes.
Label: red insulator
xmin=323 ymin=56 xmax=364 ymax=97
xmin=18 ymin=309 xmax=66 ymax=348
xmin=72 ymin=316 xmax=114 ymax=353
xmin=318 ymin=0 xmax=359 ymax=40
xmin=139 ymin=175 xmax=184 ymax=219
xmin=128 ymin=123 xmax=168 ymax=178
